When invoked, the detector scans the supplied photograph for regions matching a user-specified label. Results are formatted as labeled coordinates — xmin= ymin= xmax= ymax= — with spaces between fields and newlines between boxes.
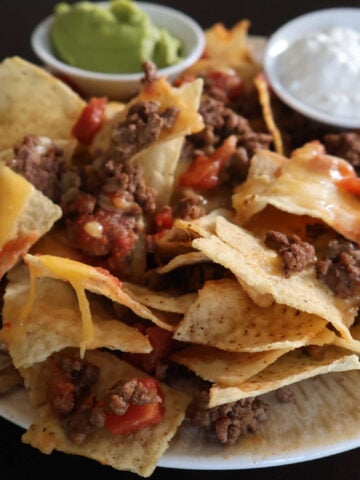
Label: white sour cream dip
xmin=276 ymin=26 xmax=360 ymax=119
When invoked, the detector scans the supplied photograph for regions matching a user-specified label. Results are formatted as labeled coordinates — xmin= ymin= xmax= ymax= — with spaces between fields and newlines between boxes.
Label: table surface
xmin=1 ymin=0 xmax=360 ymax=479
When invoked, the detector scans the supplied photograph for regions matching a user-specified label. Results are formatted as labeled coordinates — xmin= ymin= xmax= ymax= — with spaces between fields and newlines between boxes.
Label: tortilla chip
xmin=22 ymin=349 xmax=191 ymax=478
xmin=191 ymin=217 xmax=357 ymax=339
xmin=92 ymin=78 xmax=203 ymax=205
xmin=174 ymin=278 xmax=333 ymax=351
xmin=232 ymin=141 xmax=360 ymax=244
xmin=254 ymin=73 xmax=284 ymax=155
xmin=134 ymin=137 xmax=185 ymax=206
xmin=155 ymin=251 xmax=210 ymax=275
xmin=122 ymin=282 xmax=196 ymax=314
xmin=175 ymin=207 xmax=235 ymax=239
xmin=0 ymin=164 xmax=62 ymax=279
xmin=0 ymin=57 xmax=85 ymax=149
xmin=332 ymin=323 xmax=360 ymax=354
xmin=171 ymin=345 xmax=289 ymax=386
xmin=92 ymin=77 xmax=204 ymax=153
xmin=205 ymin=21 xmax=250 ymax=64
xmin=209 ymin=346 xmax=360 ymax=407
xmin=185 ymin=20 xmax=256 ymax=77
xmin=1 ymin=265 xmax=152 ymax=369
xmin=23 ymin=253 xmax=177 ymax=343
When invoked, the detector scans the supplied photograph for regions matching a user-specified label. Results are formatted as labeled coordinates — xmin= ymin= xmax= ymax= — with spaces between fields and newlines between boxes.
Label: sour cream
xmin=275 ymin=26 xmax=360 ymax=120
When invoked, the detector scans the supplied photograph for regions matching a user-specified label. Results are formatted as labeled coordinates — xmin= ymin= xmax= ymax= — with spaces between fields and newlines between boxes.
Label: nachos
xmin=1 ymin=18 xmax=360 ymax=478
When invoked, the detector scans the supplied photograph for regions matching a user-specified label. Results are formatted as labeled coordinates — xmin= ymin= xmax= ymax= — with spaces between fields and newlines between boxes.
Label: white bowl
xmin=264 ymin=8 xmax=360 ymax=129
xmin=31 ymin=1 xmax=205 ymax=100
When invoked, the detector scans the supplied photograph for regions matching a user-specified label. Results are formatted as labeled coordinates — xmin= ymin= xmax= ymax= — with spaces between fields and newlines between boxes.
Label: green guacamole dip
xmin=50 ymin=0 xmax=183 ymax=74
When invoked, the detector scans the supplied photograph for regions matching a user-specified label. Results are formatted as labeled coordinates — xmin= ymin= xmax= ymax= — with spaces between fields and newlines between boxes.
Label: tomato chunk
xmin=122 ymin=325 xmax=174 ymax=374
xmin=154 ymin=206 xmax=173 ymax=233
xmin=104 ymin=378 xmax=164 ymax=435
xmin=337 ymin=176 xmax=360 ymax=196
xmin=179 ymin=135 xmax=237 ymax=190
xmin=72 ymin=97 xmax=107 ymax=145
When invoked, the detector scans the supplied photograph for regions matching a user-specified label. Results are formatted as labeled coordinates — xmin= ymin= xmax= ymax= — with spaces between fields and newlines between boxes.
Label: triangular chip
xmin=232 ymin=141 xmax=360 ymax=244
xmin=209 ymin=346 xmax=360 ymax=407
xmin=0 ymin=57 xmax=85 ymax=149
xmin=191 ymin=217 xmax=357 ymax=339
xmin=1 ymin=265 xmax=152 ymax=368
xmin=92 ymin=77 xmax=204 ymax=153
xmin=21 ymin=349 xmax=191 ymax=478
xmin=171 ymin=345 xmax=289 ymax=386
xmin=174 ymin=278 xmax=334 ymax=351
xmin=0 ymin=164 xmax=62 ymax=279
xmin=122 ymin=282 xmax=196 ymax=314
xmin=20 ymin=254 xmax=177 ymax=353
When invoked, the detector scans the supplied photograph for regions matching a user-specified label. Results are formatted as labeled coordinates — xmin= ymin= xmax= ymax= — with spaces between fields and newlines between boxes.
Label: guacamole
xmin=50 ymin=0 xmax=183 ymax=74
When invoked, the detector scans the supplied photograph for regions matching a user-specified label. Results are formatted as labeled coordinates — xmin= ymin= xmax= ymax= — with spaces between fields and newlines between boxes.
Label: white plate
xmin=2 ymin=369 xmax=360 ymax=469
xmin=2 ymin=36 xmax=360 ymax=471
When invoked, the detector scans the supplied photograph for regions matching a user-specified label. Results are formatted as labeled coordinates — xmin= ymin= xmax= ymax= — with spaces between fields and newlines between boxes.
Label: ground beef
xmin=49 ymin=355 xmax=100 ymax=416
xmin=8 ymin=134 xmax=65 ymax=201
xmin=323 ymin=131 xmax=360 ymax=173
xmin=60 ymin=149 xmax=157 ymax=278
xmin=48 ymin=355 xmax=103 ymax=445
xmin=315 ymin=238 xmax=360 ymax=298
xmin=48 ymin=355 xmax=162 ymax=445
xmin=186 ymin=95 xmax=272 ymax=182
xmin=176 ymin=189 xmax=206 ymax=220
xmin=141 ymin=60 xmax=158 ymax=85
xmin=111 ymin=101 xmax=179 ymax=161
xmin=103 ymin=378 xmax=161 ymax=415
xmin=275 ymin=386 xmax=296 ymax=403
xmin=265 ymin=230 xmax=316 ymax=278
xmin=186 ymin=391 xmax=269 ymax=445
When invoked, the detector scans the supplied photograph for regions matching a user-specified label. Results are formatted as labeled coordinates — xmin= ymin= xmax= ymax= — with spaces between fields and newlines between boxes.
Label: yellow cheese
xmin=233 ymin=141 xmax=360 ymax=243
xmin=25 ymin=255 xmax=96 ymax=357
xmin=0 ymin=164 xmax=32 ymax=248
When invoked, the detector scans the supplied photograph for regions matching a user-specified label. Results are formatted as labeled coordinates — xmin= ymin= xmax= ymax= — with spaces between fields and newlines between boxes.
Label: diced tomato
xmin=47 ymin=361 xmax=74 ymax=411
xmin=337 ymin=176 xmax=360 ymax=196
xmin=173 ymin=73 xmax=196 ymax=87
xmin=72 ymin=97 xmax=107 ymax=145
xmin=206 ymin=70 xmax=243 ymax=101
xmin=104 ymin=378 xmax=164 ymax=435
xmin=154 ymin=206 xmax=173 ymax=233
xmin=179 ymin=135 xmax=238 ymax=190
xmin=122 ymin=325 xmax=174 ymax=374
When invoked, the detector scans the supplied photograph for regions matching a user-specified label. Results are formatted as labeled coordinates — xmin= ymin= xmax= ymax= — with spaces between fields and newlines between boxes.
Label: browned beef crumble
xmin=176 ymin=189 xmax=207 ymax=220
xmin=103 ymin=378 xmax=161 ymax=415
xmin=275 ymin=386 xmax=296 ymax=404
xmin=186 ymin=390 xmax=269 ymax=445
xmin=48 ymin=355 xmax=162 ymax=445
xmin=8 ymin=134 xmax=65 ymax=202
xmin=59 ymin=148 xmax=156 ymax=278
xmin=49 ymin=355 xmax=102 ymax=445
xmin=315 ymin=238 xmax=360 ymax=298
xmin=141 ymin=60 xmax=158 ymax=85
xmin=264 ymin=230 xmax=316 ymax=278
xmin=190 ymin=96 xmax=272 ymax=174
xmin=111 ymin=100 xmax=179 ymax=161
xmin=323 ymin=131 xmax=360 ymax=173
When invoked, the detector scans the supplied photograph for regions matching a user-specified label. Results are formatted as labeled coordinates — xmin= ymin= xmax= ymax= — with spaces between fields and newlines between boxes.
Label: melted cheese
xmin=233 ymin=141 xmax=360 ymax=243
xmin=25 ymin=255 xmax=96 ymax=357
xmin=0 ymin=165 xmax=32 ymax=248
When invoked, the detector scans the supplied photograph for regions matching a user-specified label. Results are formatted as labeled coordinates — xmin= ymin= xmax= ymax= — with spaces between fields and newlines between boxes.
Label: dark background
xmin=1 ymin=1 xmax=360 ymax=479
